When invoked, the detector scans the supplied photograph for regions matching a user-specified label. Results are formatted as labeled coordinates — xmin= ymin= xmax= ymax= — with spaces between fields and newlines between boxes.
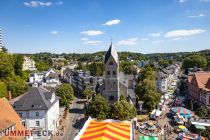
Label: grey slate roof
xmin=46 ymin=72 xmax=59 ymax=79
xmin=104 ymin=43 xmax=118 ymax=64
xmin=13 ymin=87 xmax=59 ymax=111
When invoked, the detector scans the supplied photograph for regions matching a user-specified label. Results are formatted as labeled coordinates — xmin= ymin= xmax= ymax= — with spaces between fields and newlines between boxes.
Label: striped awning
xmin=79 ymin=120 xmax=131 ymax=140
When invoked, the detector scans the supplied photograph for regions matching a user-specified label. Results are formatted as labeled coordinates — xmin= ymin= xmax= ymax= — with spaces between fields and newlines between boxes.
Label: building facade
xmin=29 ymin=69 xmax=60 ymax=88
xmin=101 ymin=44 xmax=120 ymax=104
xmin=188 ymin=72 xmax=210 ymax=106
xmin=100 ymin=44 xmax=136 ymax=105
xmin=22 ymin=56 xmax=37 ymax=71
xmin=70 ymin=70 xmax=98 ymax=94
xmin=12 ymin=87 xmax=59 ymax=139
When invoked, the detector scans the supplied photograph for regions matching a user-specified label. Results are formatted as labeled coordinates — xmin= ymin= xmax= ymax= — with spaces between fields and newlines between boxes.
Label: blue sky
xmin=0 ymin=0 xmax=210 ymax=54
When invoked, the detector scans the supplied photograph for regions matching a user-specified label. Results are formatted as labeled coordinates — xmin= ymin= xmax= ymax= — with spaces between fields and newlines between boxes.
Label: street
xmin=64 ymin=97 xmax=86 ymax=140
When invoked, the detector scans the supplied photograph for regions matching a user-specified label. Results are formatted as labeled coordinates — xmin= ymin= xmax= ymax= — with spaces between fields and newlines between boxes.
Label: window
xmin=19 ymin=112 xmax=22 ymax=117
xmin=109 ymin=96 xmax=114 ymax=101
xmin=22 ymin=122 xmax=26 ymax=127
xmin=113 ymin=71 xmax=116 ymax=75
xmin=107 ymin=71 xmax=110 ymax=75
xmin=36 ymin=112 xmax=39 ymax=117
xmin=109 ymin=61 xmax=113 ymax=65
xmin=36 ymin=121 xmax=40 ymax=126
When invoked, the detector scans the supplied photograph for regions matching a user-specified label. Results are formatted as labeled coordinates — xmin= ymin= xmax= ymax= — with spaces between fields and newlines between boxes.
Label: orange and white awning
xmin=74 ymin=119 xmax=132 ymax=140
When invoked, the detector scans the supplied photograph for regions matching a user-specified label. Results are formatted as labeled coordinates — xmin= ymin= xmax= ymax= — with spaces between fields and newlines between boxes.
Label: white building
xmin=156 ymin=63 xmax=181 ymax=94
xmin=12 ymin=87 xmax=59 ymax=139
xmin=29 ymin=69 xmax=60 ymax=88
xmin=22 ymin=56 xmax=37 ymax=71
xmin=156 ymin=71 xmax=168 ymax=93
xmin=0 ymin=29 xmax=4 ymax=52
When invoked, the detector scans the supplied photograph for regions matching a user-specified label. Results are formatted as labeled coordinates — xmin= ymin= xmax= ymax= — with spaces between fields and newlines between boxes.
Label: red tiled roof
xmin=0 ymin=98 xmax=27 ymax=140
xmin=188 ymin=72 xmax=210 ymax=91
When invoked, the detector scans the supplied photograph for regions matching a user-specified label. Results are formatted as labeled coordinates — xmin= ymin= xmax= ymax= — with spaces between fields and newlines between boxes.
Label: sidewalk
xmin=52 ymin=105 xmax=72 ymax=140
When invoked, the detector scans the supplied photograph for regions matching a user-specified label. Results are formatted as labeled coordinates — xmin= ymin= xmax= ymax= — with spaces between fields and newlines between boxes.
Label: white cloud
xmin=103 ymin=19 xmax=120 ymax=26
xmin=165 ymin=29 xmax=206 ymax=38
xmin=83 ymin=40 xmax=102 ymax=46
xmin=170 ymin=37 xmax=182 ymax=41
xmin=152 ymin=40 xmax=164 ymax=44
xmin=81 ymin=30 xmax=104 ymax=36
xmin=179 ymin=0 xmax=187 ymax=3
xmin=23 ymin=1 xmax=52 ymax=7
xmin=116 ymin=38 xmax=138 ymax=46
xmin=50 ymin=30 xmax=58 ymax=34
xmin=56 ymin=1 xmax=63 ymax=5
xmin=188 ymin=14 xmax=205 ymax=18
xmin=81 ymin=37 xmax=88 ymax=41
xmin=141 ymin=38 xmax=148 ymax=41
xmin=149 ymin=32 xmax=161 ymax=37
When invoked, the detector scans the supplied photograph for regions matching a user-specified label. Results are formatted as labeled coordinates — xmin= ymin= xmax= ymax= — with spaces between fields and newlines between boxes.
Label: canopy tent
xmin=155 ymin=109 xmax=162 ymax=117
xmin=139 ymin=136 xmax=158 ymax=140
xmin=178 ymin=125 xmax=186 ymax=129
xmin=78 ymin=120 xmax=131 ymax=140
xmin=194 ymin=125 xmax=206 ymax=130
xmin=171 ymin=107 xmax=194 ymax=116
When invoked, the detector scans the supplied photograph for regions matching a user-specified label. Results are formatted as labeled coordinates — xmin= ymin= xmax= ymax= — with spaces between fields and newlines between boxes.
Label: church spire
xmin=104 ymin=42 xmax=118 ymax=64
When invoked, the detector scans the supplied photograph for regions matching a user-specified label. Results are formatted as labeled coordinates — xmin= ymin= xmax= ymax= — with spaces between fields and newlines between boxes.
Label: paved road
xmin=64 ymin=97 xmax=86 ymax=140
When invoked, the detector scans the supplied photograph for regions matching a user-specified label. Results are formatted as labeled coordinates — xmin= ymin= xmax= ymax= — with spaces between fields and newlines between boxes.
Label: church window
xmin=109 ymin=61 xmax=113 ymax=65
xmin=109 ymin=96 xmax=114 ymax=101
xmin=113 ymin=71 xmax=116 ymax=75
xmin=107 ymin=71 xmax=110 ymax=75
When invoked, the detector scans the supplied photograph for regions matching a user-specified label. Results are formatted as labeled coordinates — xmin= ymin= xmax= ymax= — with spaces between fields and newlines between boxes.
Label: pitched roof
xmin=46 ymin=72 xmax=59 ymax=78
xmin=77 ymin=120 xmax=131 ymax=140
xmin=157 ymin=71 xmax=168 ymax=78
xmin=0 ymin=98 xmax=26 ymax=140
xmin=194 ymin=72 xmax=210 ymax=91
xmin=104 ymin=43 xmax=118 ymax=64
xmin=12 ymin=87 xmax=59 ymax=111
xmin=188 ymin=72 xmax=210 ymax=91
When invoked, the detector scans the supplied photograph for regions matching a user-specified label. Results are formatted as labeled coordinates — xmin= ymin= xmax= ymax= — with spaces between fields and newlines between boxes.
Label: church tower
xmin=102 ymin=43 xmax=120 ymax=104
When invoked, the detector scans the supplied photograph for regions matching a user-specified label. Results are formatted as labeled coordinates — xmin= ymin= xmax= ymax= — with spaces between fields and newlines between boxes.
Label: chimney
xmin=7 ymin=91 xmax=12 ymax=101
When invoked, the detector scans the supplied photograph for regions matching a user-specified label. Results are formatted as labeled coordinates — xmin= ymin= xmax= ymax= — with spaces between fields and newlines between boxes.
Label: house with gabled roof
xmin=188 ymin=71 xmax=210 ymax=106
xmin=0 ymin=98 xmax=33 ymax=140
xmin=11 ymin=87 xmax=59 ymax=139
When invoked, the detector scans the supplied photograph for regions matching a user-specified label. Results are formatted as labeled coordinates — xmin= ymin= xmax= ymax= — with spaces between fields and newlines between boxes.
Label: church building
xmin=100 ymin=43 xmax=136 ymax=105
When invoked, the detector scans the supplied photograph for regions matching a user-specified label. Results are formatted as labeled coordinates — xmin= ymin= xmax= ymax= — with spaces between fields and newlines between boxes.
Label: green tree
xmin=196 ymin=106 xmax=208 ymax=118
xmin=14 ymin=54 xmax=24 ymax=76
xmin=137 ymin=66 xmax=155 ymax=83
xmin=0 ymin=81 xmax=7 ymax=98
xmin=88 ymin=62 xmax=104 ymax=76
xmin=159 ymin=59 xmax=169 ymax=68
xmin=0 ymin=53 xmax=14 ymax=79
xmin=83 ymin=89 xmax=93 ymax=100
xmin=6 ymin=76 xmax=28 ymax=98
xmin=35 ymin=61 xmax=52 ymax=71
xmin=86 ymin=94 xmax=110 ymax=119
xmin=136 ymin=67 xmax=160 ymax=111
xmin=110 ymin=100 xmax=137 ymax=120
xmin=56 ymin=84 xmax=74 ymax=107
xmin=182 ymin=54 xmax=207 ymax=74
